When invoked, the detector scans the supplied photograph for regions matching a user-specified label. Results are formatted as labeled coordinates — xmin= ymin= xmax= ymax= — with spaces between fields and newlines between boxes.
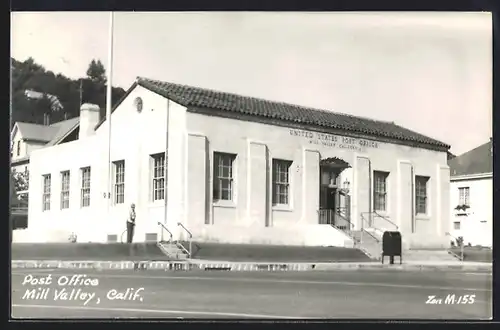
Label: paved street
xmin=11 ymin=268 xmax=492 ymax=319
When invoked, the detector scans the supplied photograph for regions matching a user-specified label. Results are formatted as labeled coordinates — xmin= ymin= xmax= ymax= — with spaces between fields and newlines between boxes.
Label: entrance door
xmin=319 ymin=187 xmax=336 ymax=225
xmin=326 ymin=187 xmax=336 ymax=211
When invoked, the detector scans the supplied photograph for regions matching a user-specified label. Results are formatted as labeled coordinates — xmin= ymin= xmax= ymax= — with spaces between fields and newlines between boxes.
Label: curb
xmin=11 ymin=260 xmax=492 ymax=272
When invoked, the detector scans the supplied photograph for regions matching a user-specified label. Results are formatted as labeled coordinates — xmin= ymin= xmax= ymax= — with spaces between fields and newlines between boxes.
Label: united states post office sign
xmin=289 ymin=129 xmax=379 ymax=151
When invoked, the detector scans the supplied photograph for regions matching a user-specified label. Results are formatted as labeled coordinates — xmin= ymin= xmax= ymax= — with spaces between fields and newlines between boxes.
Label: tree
xmin=86 ymin=59 xmax=107 ymax=85
xmin=11 ymin=56 xmax=126 ymax=126
xmin=11 ymin=169 xmax=29 ymax=204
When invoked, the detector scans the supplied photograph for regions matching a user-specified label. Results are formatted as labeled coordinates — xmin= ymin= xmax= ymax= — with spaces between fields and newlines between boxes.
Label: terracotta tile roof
xmin=136 ymin=77 xmax=450 ymax=150
xmin=448 ymin=140 xmax=493 ymax=177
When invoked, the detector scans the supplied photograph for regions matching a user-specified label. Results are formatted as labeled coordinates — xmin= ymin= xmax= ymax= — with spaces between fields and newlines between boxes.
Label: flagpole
xmin=106 ymin=12 xmax=114 ymax=214
xmin=79 ymin=79 xmax=83 ymax=108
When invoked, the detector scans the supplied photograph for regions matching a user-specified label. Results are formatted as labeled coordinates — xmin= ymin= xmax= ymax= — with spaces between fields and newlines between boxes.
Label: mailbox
xmin=382 ymin=231 xmax=402 ymax=265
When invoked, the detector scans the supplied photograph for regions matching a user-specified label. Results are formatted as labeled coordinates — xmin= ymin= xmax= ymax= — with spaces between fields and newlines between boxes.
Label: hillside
xmin=11 ymin=57 xmax=126 ymax=127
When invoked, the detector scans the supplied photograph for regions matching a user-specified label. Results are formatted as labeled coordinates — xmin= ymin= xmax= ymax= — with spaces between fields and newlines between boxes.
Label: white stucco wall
xmin=21 ymin=84 xmax=450 ymax=248
xmin=185 ymin=112 xmax=450 ymax=248
xmin=25 ymin=142 xmax=46 ymax=156
xmin=11 ymin=127 xmax=46 ymax=175
xmin=11 ymin=129 xmax=26 ymax=160
xmin=11 ymin=127 xmax=46 ymax=161
xmin=449 ymin=176 xmax=492 ymax=247
xmin=23 ymin=85 xmax=186 ymax=243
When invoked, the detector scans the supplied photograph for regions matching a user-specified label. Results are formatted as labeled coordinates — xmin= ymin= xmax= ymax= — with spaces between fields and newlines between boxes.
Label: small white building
xmin=18 ymin=77 xmax=452 ymax=248
xmin=10 ymin=118 xmax=80 ymax=174
xmin=448 ymin=140 xmax=493 ymax=247
xmin=10 ymin=118 xmax=80 ymax=201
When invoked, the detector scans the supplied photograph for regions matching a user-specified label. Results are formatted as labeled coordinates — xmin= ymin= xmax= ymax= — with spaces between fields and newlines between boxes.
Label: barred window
xmin=80 ymin=167 xmax=91 ymax=207
xmin=373 ymin=171 xmax=389 ymax=211
xmin=113 ymin=160 xmax=125 ymax=205
xmin=60 ymin=171 xmax=70 ymax=209
xmin=458 ymin=187 xmax=470 ymax=206
xmin=213 ymin=152 xmax=236 ymax=201
xmin=415 ymin=176 xmax=429 ymax=214
xmin=42 ymin=174 xmax=51 ymax=211
xmin=272 ymin=159 xmax=292 ymax=205
xmin=151 ymin=153 xmax=165 ymax=201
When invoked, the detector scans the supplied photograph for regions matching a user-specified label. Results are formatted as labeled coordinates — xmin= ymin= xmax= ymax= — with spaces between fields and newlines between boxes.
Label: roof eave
xmin=186 ymin=106 xmax=450 ymax=152
xmin=10 ymin=123 xmax=19 ymax=141
xmin=49 ymin=121 xmax=81 ymax=146
xmin=94 ymin=81 xmax=139 ymax=131
xmin=134 ymin=77 xmax=451 ymax=151
xmin=22 ymin=138 xmax=51 ymax=144
xmin=11 ymin=157 xmax=30 ymax=165
xmin=451 ymin=172 xmax=493 ymax=181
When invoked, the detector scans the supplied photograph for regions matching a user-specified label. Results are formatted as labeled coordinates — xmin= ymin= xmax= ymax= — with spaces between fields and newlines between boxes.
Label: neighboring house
xmin=24 ymin=90 xmax=64 ymax=112
xmin=448 ymin=139 xmax=493 ymax=247
xmin=21 ymin=77 xmax=452 ymax=246
xmin=10 ymin=117 xmax=80 ymax=195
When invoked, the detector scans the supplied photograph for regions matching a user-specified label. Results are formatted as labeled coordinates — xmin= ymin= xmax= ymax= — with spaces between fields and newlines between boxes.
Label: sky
xmin=11 ymin=12 xmax=492 ymax=155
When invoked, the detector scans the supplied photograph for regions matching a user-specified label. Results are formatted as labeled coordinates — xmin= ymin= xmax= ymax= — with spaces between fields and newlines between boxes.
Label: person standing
xmin=127 ymin=203 xmax=136 ymax=243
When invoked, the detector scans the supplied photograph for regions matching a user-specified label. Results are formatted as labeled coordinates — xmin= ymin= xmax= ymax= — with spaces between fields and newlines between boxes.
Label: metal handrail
xmin=335 ymin=213 xmax=354 ymax=229
xmin=175 ymin=242 xmax=191 ymax=257
xmin=177 ymin=222 xmax=193 ymax=258
xmin=373 ymin=211 xmax=399 ymax=230
xmin=445 ymin=232 xmax=464 ymax=261
xmin=360 ymin=211 xmax=373 ymax=227
xmin=360 ymin=213 xmax=380 ymax=243
xmin=360 ymin=211 xmax=398 ymax=231
xmin=318 ymin=209 xmax=353 ymax=227
xmin=157 ymin=222 xmax=173 ymax=244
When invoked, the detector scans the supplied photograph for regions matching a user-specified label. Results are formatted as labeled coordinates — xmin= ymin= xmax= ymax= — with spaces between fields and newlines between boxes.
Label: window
xmin=454 ymin=221 xmax=461 ymax=230
xmin=151 ymin=153 xmax=165 ymax=201
xmin=458 ymin=187 xmax=470 ymax=206
xmin=373 ymin=171 xmax=389 ymax=211
xmin=113 ymin=160 xmax=125 ymax=204
xmin=272 ymin=159 xmax=292 ymax=205
xmin=415 ymin=176 xmax=429 ymax=214
xmin=60 ymin=171 xmax=70 ymax=209
xmin=42 ymin=174 xmax=51 ymax=211
xmin=17 ymin=141 xmax=20 ymax=156
xmin=213 ymin=152 xmax=236 ymax=201
xmin=80 ymin=167 xmax=91 ymax=207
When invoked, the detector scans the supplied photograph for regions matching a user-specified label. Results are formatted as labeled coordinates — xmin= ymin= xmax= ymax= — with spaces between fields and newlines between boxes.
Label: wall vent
xmin=145 ymin=233 xmax=158 ymax=242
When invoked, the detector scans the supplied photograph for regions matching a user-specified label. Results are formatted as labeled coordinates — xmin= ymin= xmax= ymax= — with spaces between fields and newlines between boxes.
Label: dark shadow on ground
xmin=11 ymin=242 xmax=172 ymax=261
xmin=178 ymin=241 xmax=374 ymax=262
xmin=449 ymin=247 xmax=492 ymax=262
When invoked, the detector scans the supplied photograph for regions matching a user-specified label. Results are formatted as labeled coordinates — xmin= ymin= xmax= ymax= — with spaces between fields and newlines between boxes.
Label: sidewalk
xmin=11 ymin=259 xmax=492 ymax=272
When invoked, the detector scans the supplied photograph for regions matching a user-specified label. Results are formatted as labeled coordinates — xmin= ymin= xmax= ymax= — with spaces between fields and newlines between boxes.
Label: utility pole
xmin=79 ymin=79 xmax=83 ymax=108
xmin=106 ymin=12 xmax=114 ymax=214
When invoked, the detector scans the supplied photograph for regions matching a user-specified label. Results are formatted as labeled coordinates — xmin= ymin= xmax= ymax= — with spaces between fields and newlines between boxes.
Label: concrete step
xmin=350 ymin=230 xmax=380 ymax=243
xmin=403 ymin=250 xmax=459 ymax=261
xmin=158 ymin=242 xmax=189 ymax=260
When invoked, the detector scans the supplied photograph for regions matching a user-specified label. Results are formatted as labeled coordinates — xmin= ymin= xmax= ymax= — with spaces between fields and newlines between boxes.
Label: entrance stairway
xmin=402 ymin=249 xmax=459 ymax=262
xmin=157 ymin=222 xmax=193 ymax=260
xmin=157 ymin=241 xmax=190 ymax=260
xmin=350 ymin=230 xmax=382 ymax=260
xmin=334 ymin=212 xmax=460 ymax=262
